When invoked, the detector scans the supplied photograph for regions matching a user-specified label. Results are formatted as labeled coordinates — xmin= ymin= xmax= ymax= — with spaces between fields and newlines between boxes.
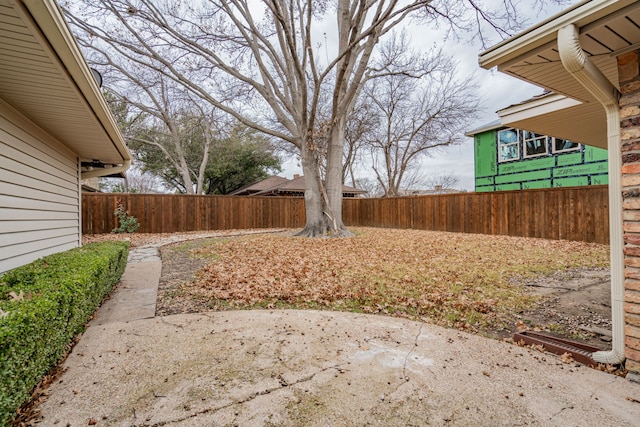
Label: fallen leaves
xmin=559 ymin=352 xmax=575 ymax=364
xmin=9 ymin=291 xmax=24 ymax=301
xmin=0 ymin=291 xmax=26 ymax=320
xmin=173 ymin=227 xmax=609 ymax=331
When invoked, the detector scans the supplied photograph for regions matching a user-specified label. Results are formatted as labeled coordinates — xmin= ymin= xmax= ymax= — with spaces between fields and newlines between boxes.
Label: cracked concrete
xmin=34 ymin=242 xmax=640 ymax=426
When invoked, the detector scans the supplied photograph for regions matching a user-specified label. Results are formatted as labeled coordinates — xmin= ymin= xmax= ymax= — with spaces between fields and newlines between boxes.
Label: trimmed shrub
xmin=112 ymin=203 xmax=140 ymax=233
xmin=0 ymin=241 xmax=129 ymax=425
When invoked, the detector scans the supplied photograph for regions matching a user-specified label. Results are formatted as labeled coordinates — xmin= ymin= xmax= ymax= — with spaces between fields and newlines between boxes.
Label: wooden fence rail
xmin=82 ymin=185 xmax=610 ymax=244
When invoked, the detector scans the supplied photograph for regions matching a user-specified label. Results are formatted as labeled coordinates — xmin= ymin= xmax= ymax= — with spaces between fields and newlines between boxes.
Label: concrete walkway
xmin=35 ymin=237 xmax=640 ymax=426
xmin=91 ymin=246 xmax=161 ymax=325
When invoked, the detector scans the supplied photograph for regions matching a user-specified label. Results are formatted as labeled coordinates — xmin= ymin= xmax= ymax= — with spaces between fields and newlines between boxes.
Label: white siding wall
xmin=0 ymin=98 xmax=81 ymax=273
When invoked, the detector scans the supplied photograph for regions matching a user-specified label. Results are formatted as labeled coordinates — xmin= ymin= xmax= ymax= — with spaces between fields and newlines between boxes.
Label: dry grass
xmin=178 ymin=227 xmax=609 ymax=331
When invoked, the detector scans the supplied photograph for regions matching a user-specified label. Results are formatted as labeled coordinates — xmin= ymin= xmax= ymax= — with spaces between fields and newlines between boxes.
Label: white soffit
xmin=479 ymin=0 xmax=640 ymax=150
xmin=0 ymin=0 xmax=130 ymax=165
xmin=496 ymin=93 xmax=606 ymax=149
xmin=501 ymin=103 xmax=606 ymax=149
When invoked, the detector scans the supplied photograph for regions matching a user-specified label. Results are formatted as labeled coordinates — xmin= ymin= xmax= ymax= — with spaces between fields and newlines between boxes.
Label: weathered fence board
xmin=83 ymin=185 xmax=610 ymax=243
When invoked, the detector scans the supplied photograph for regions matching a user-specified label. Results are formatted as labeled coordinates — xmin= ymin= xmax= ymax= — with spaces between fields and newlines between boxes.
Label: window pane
xmin=554 ymin=138 xmax=579 ymax=152
xmin=523 ymin=131 xmax=548 ymax=157
xmin=525 ymin=137 xmax=547 ymax=156
xmin=498 ymin=129 xmax=518 ymax=145
xmin=500 ymin=143 xmax=519 ymax=161
xmin=498 ymin=129 xmax=520 ymax=162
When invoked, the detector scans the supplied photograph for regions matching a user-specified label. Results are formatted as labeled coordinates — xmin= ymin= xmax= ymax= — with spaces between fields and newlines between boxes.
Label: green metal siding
xmin=495 ymin=183 xmax=521 ymax=191
xmin=553 ymin=162 xmax=608 ymax=178
xmin=474 ymin=133 xmax=497 ymax=178
xmin=585 ymin=145 xmax=608 ymax=162
xmin=556 ymin=153 xmax=583 ymax=166
xmin=498 ymin=157 xmax=555 ymax=174
xmin=475 ymin=177 xmax=494 ymax=186
xmin=473 ymin=128 xmax=608 ymax=192
xmin=522 ymin=180 xmax=552 ymax=189
xmin=495 ymin=170 xmax=551 ymax=184
xmin=592 ymin=175 xmax=608 ymax=185
xmin=554 ymin=177 xmax=589 ymax=187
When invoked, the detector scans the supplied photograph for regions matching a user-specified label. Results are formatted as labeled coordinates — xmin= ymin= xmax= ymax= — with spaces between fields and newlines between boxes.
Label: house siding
xmin=473 ymin=128 xmax=608 ymax=192
xmin=0 ymin=97 xmax=80 ymax=273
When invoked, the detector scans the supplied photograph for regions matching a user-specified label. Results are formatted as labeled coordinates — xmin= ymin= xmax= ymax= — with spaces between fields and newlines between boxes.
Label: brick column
xmin=619 ymin=50 xmax=640 ymax=374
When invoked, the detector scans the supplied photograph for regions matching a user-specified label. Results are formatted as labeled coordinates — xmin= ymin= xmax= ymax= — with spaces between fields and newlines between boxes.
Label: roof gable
xmin=231 ymin=175 xmax=366 ymax=197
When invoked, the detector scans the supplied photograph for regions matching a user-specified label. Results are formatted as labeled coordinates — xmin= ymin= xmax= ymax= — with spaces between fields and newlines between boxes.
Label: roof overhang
xmin=478 ymin=0 xmax=640 ymax=149
xmin=496 ymin=92 xmax=608 ymax=148
xmin=464 ymin=119 xmax=502 ymax=137
xmin=0 ymin=0 xmax=130 ymax=173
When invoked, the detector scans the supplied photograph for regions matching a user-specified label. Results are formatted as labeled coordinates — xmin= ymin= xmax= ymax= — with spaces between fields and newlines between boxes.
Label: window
xmin=552 ymin=137 xmax=580 ymax=153
xmin=498 ymin=128 xmax=519 ymax=162
xmin=523 ymin=131 xmax=548 ymax=158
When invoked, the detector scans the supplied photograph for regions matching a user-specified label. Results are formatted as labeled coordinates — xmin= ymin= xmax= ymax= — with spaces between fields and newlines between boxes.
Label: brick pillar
xmin=620 ymin=50 xmax=640 ymax=374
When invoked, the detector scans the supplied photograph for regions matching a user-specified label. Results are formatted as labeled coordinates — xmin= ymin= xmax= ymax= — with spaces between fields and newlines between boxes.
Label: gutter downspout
xmin=558 ymin=24 xmax=625 ymax=365
xmin=81 ymin=159 xmax=132 ymax=180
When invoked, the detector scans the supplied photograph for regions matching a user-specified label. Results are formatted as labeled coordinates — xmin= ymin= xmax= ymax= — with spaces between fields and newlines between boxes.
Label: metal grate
xmin=513 ymin=331 xmax=602 ymax=366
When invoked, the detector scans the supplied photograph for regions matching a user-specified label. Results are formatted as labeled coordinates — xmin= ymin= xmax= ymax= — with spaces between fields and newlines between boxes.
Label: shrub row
xmin=0 ymin=241 xmax=129 ymax=425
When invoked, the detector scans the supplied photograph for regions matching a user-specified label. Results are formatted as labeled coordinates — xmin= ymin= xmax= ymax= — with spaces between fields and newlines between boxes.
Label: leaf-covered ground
xmin=170 ymin=228 xmax=609 ymax=332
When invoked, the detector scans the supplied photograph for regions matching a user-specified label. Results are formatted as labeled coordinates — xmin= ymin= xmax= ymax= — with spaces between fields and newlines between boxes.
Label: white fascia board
xmin=19 ymin=0 xmax=131 ymax=164
xmin=464 ymin=120 xmax=502 ymax=137
xmin=478 ymin=0 xmax=636 ymax=70
xmin=497 ymin=93 xmax=582 ymax=124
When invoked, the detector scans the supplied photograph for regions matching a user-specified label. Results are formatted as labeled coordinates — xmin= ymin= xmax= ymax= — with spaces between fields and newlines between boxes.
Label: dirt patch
xmin=504 ymin=268 xmax=612 ymax=350
xmin=155 ymin=234 xmax=613 ymax=350
xmin=156 ymin=238 xmax=220 ymax=316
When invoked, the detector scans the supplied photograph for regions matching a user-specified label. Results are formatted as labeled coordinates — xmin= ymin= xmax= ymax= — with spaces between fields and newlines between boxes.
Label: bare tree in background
xmin=343 ymin=98 xmax=379 ymax=187
xmin=426 ymin=173 xmax=461 ymax=190
xmin=100 ymin=167 xmax=164 ymax=193
xmin=354 ymin=177 xmax=383 ymax=198
xmin=93 ymin=47 xmax=215 ymax=194
xmin=364 ymin=33 xmax=479 ymax=197
xmin=65 ymin=0 xmax=564 ymax=236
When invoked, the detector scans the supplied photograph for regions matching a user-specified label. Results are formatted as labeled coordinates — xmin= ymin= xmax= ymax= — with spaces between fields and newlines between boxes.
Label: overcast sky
xmin=280 ymin=1 xmax=577 ymax=191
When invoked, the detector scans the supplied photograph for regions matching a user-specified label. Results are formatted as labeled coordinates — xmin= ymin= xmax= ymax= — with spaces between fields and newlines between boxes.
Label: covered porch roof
xmin=0 ymin=0 xmax=130 ymax=173
xmin=478 ymin=0 xmax=640 ymax=149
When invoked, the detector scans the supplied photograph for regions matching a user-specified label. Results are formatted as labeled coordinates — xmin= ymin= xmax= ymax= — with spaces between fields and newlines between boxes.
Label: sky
xmin=280 ymin=1 xmax=577 ymax=191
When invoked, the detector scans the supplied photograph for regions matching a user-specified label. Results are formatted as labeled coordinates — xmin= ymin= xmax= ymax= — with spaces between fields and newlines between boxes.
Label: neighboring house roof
xmin=478 ymin=0 xmax=640 ymax=149
xmin=230 ymin=175 xmax=367 ymax=197
xmin=229 ymin=175 xmax=290 ymax=195
xmin=0 ymin=0 xmax=131 ymax=177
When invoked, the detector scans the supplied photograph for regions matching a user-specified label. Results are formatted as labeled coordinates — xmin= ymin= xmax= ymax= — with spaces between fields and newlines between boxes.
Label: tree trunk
xmin=297 ymin=143 xmax=328 ymax=237
xmin=325 ymin=117 xmax=352 ymax=236
xmin=178 ymin=165 xmax=195 ymax=194
xmin=195 ymin=127 xmax=212 ymax=194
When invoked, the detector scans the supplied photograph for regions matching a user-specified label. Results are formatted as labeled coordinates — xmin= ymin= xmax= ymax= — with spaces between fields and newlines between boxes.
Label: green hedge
xmin=0 ymin=241 xmax=129 ymax=425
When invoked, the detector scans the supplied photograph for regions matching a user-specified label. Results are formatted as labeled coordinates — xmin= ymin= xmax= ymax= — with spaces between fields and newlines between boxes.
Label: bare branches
xmin=417 ymin=0 xmax=570 ymax=48
xmin=361 ymin=33 xmax=480 ymax=196
xmin=65 ymin=0 xmax=561 ymax=232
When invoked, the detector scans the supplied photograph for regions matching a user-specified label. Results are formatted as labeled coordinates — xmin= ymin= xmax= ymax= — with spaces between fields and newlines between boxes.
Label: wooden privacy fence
xmin=82 ymin=194 xmax=305 ymax=234
xmin=83 ymin=185 xmax=610 ymax=243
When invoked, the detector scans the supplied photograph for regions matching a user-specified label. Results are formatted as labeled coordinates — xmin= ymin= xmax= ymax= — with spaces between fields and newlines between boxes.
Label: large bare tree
xmin=65 ymin=0 xmax=561 ymax=236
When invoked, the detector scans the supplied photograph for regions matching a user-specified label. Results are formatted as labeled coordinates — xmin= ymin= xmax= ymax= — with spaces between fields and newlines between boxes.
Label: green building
xmin=467 ymin=121 xmax=608 ymax=192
